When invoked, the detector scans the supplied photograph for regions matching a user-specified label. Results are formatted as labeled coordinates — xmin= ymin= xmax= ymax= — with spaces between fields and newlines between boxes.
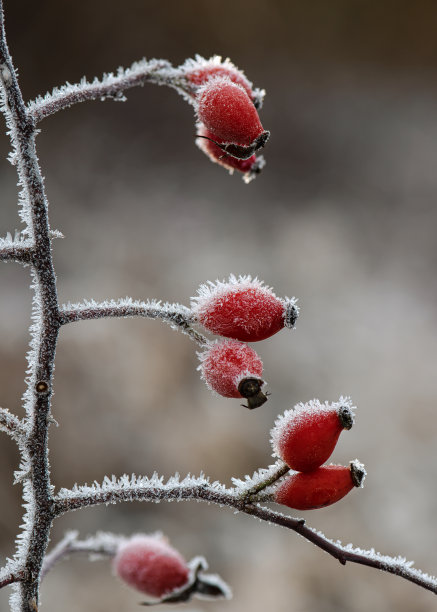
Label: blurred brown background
xmin=1 ymin=1 xmax=437 ymax=610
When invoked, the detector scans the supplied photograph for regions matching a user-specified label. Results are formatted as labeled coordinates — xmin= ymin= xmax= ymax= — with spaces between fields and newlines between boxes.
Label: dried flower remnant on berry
xmin=113 ymin=534 xmax=190 ymax=598
xmin=196 ymin=124 xmax=265 ymax=183
xmin=196 ymin=77 xmax=270 ymax=157
xmin=192 ymin=275 xmax=298 ymax=342
xmin=273 ymin=461 xmax=366 ymax=511
xmin=198 ymin=339 xmax=267 ymax=408
xmin=271 ymin=398 xmax=355 ymax=472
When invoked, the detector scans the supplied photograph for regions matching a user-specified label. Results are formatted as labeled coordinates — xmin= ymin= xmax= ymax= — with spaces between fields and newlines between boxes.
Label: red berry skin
xmin=113 ymin=535 xmax=189 ymax=598
xmin=192 ymin=275 xmax=298 ymax=342
xmin=271 ymin=399 xmax=354 ymax=472
xmin=197 ymin=77 xmax=267 ymax=146
xmin=199 ymin=339 xmax=267 ymax=408
xmin=274 ymin=462 xmax=365 ymax=510
xmin=196 ymin=124 xmax=265 ymax=182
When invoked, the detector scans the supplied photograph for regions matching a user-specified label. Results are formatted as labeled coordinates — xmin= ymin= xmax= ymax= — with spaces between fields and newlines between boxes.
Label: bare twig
xmin=60 ymin=299 xmax=208 ymax=346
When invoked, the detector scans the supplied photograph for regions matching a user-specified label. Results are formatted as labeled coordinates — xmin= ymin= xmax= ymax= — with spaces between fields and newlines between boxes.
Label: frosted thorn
xmin=238 ymin=378 xmax=268 ymax=409
xmin=297 ymin=518 xmax=306 ymax=526
xmin=47 ymin=415 xmax=59 ymax=427
xmin=35 ymin=380 xmax=49 ymax=394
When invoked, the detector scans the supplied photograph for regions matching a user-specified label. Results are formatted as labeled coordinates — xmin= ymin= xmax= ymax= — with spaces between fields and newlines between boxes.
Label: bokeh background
xmin=1 ymin=1 xmax=437 ymax=610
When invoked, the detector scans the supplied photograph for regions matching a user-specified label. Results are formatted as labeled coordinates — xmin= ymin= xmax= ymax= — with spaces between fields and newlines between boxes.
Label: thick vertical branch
xmin=0 ymin=3 xmax=59 ymax=610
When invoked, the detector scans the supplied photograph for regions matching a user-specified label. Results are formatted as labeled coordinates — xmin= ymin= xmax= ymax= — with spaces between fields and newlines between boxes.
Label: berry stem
xmin=60 ymin=299 xmax=209 ymax=347
xmin=239 ymin=461 xmax=290 ymax=500
xmin=41 ymin=531 xmax=122 ymax=580
xmin=27 ymin=60 xmax=194 ymax=123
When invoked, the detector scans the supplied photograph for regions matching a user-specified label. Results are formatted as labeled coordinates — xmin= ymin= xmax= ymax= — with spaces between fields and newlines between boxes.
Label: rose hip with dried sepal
xmin=196 ymin=124 xmax=265 ymax=183
xmin=271 ymin=398 xmax=355 ymax=472
xmin=198 ymin=339 xmax=267 ymax=409
xmin=273 ymin=461 xmax=366 ymax=511
xmin=113 ymin=535 xmax=232 ymax=606
xmin=191 ymin=275 xmax=298 ymax=342
xmin=196 ymin=77 xmax=270 ymax=159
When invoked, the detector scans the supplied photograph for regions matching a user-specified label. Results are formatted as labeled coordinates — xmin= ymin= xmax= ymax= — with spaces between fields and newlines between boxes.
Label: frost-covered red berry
xmin=198 ymin=339 xmax=267 ymax=409
xmin=196 ymin=77 xmax=269 ymax=159
xmin=271 ymin=398 xmax=355 ymax=472
xmin=113 ymin=534 xmax=189 ymax=598
xmin=274 ymin=461 xmax=366 ymax=511
xmin=196 ymin=124 xmax=265 ymax=183
xmin=191 ymin=275 xmax=298 ymax=342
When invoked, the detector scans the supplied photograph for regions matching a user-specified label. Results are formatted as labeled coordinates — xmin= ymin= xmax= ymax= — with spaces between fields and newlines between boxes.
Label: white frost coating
xmin=0 ymin=231 xmax=30 ymax=251
xmin=270 ymin=396 xmax=356 ymax=458
xmin=0 ymin=63 xmax=12 ymax=84
xmin=0 ymin=83 xmax=33 ymax=233
xmin=61 ymin=296 xmax=193 ymax=322
xmin=56 ymin=472 xmax=230 ymax=506
xmin=191 ymin=273 xmax=279 ymax=313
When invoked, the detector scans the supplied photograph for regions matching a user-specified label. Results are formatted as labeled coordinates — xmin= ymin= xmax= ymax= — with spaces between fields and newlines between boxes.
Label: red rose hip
xmin=271 ymin=398 xmax=355 ymax=472
xmin=274 ymin=461 xmax=366 ymax=510
xmin=113 ymin=534 xmax=190 ymax=598
xmin=191 ymin=275 xmax=298 ymax=342
xmin=196 ymin=77 xmax=269 ymax=158
xmin=198 ymin=339 xmax=267 ymax=409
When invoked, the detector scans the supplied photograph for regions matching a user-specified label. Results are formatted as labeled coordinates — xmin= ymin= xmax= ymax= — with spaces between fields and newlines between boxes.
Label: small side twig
xmin=238 ymin=461 xmax=290 ymax=500
xmin=0 ymin=567 xmax=26 ymax=589
xmin=0 ymin=406 xmax=26 ymax=444
xmin=41 ymin=531 xmax=121 ymax=580
xmin=0 ymin=239 xmax=33 ymax=264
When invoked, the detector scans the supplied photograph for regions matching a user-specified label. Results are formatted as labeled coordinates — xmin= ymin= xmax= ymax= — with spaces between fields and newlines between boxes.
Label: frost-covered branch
xmin=51 ymin=472 xmax=437 ymax=595
xmin=0 ymin=236 xmax=32 ymax=263
xmin=0 ymin=407 xmax=26 ymax=443
xmin=0 ymin=3 xmax=60 ymax=610
xmin=27 ymin=60 xmax=192 ymax=123
xmin=60 ymin=298 xmax=208 ymax=346
xmin=0 ymin=565 xmax=26 ymax=590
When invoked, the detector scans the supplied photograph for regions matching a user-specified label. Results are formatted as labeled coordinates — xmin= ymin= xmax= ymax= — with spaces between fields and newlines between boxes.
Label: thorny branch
xmin=0 ymin=0 xmax=435 ymax=609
